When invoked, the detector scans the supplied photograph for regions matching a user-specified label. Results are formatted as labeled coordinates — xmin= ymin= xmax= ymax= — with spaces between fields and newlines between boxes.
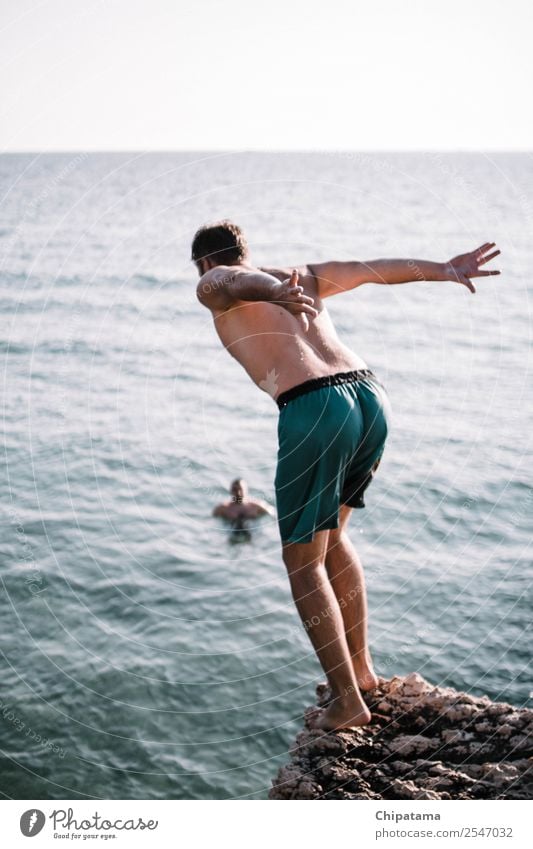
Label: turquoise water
xmin=1 ymin=152 xmax=531 ymax=799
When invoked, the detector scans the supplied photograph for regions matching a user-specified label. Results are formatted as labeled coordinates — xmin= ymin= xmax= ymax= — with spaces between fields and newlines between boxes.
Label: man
xmin=213 ymin=478 xmax=275 ymax=524
xmin=193 ymin=220 xmax=500 ymax=730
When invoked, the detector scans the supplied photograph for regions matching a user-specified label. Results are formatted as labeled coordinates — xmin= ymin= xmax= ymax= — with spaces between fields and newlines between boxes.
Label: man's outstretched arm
xmin=310 ymin=242 xmax=501 ymax=298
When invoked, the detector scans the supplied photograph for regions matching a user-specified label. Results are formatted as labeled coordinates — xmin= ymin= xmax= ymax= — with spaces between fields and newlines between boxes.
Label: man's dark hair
xmin=191 ymin=220 xmax=248 ymax=266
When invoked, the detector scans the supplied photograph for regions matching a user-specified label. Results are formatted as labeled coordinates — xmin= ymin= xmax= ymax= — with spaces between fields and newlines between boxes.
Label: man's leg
xmin=325 ymin=504 xmax=379 ymax=691
xmin=282 ymin=530 xmax=371 ymax=729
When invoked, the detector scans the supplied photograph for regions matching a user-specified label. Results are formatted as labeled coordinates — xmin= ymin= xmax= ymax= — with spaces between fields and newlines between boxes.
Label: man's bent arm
xmin=196 ymin=266 xmax=284 ymax=311
xmin=196 ymin=266 xmax=317 ymax=318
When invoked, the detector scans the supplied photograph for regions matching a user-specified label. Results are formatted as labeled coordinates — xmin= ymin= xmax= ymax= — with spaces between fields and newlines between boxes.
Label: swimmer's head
xmin=230 ymin=478 xmax=248 ymax=503
xmin=191 ymin=220 xmax=248 ymax=275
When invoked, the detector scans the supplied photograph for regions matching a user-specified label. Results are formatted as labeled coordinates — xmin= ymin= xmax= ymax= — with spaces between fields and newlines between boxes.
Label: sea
xmin=1 ymin=151 xmax=531 ymax=799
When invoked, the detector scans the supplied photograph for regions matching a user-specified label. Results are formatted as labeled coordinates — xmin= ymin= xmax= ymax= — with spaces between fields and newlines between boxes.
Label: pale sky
xmin=1 ymin=0 xmax=531 ymax=151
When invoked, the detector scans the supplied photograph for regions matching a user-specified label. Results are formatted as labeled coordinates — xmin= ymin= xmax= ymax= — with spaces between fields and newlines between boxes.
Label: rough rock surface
xmin=269 ymin=673 xmax=532 ymax=800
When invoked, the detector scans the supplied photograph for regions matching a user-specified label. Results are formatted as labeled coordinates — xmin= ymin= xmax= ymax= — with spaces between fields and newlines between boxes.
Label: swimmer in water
xmin=213 ymin=478 xmax=275 ymax=530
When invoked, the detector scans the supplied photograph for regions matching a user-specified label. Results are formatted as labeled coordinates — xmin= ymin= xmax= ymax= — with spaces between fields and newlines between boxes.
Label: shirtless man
xmin=193 ymin=220 xmax=500 ymax=730
xmin=213 ymin=478 xmax=275 ymax=524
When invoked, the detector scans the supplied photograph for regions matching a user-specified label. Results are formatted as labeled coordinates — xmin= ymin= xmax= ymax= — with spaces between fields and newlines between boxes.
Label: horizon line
xmin=1 ymin=147 xmax=532 ymax=156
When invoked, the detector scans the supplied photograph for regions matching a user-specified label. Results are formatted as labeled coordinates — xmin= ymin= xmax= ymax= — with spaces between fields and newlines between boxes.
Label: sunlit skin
xmin=196 ymin=241 xmax=500 ymax=730
xmin=213 ymin=478 xmax=275 ymax=522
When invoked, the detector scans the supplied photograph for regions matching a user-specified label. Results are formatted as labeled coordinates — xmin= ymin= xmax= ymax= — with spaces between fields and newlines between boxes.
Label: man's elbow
xmin=196 ymin=269 xmax=234 ymax=310
xmin=196 ymin=276 xmax=214 ymax=308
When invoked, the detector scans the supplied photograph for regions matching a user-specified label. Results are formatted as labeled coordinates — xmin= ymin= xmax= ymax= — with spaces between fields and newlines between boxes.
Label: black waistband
xmin=276 ymin=369 xmax=375 ymax=410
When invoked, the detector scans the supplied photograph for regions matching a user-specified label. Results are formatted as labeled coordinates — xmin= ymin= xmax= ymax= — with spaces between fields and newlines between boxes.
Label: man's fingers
xmin=295 ymin=293 xmax=315 ymax=305
xmin=458 ymin=273 xmax=476 ymax=293
xmin=289 ymin=268 xmax=299 ymax=287
xmin=475 ymin=269 xmax=501 ymax=277
xmin=295 ymin=302 xmax=318 ymax=316
xmin=475 ymin=242 xmax=496 ymax=256
xmin=279 ymin=292 xmax=314 ymax=305
xmin=478 ymin=249 xmax=500 ymax=265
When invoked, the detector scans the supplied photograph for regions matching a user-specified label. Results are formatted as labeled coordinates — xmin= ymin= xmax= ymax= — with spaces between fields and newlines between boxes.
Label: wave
xmin=0 ymin=269 xmax=179 ymax=290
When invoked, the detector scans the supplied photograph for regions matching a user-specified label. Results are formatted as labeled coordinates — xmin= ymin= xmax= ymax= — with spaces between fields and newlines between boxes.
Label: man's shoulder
xmin=259 ymin=264 xmax=319 ymax=295
xmin=213 ymin=501 xmax=231 ymax=516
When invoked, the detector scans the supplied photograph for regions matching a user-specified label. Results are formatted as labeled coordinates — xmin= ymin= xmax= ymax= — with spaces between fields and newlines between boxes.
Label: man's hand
xmin=270 ymin=269 xmax=318 ymax=331
xmin=445 ymin=242 xmax=501 ymax=294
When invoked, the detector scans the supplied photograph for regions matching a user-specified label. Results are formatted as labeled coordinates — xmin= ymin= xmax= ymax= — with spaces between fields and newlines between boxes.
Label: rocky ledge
xmin=269 ymin=673 xmax=532 ymax=800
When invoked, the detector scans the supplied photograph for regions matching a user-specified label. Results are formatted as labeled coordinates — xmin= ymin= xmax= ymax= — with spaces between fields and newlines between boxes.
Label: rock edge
xmin=269 ymin=673 xmax=532 ymax=800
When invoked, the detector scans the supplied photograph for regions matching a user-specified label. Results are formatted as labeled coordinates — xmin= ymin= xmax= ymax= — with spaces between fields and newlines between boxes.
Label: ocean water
xmin=1 ymin=151 xmax=531 ymax=800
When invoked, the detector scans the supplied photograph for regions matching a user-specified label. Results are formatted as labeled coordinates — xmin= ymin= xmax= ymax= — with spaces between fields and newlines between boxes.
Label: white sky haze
xmin=1 ymin=0 xmax=531 ymax=151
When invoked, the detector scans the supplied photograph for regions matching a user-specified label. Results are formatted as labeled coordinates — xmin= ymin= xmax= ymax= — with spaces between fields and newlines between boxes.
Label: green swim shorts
xmin=274 ymin=369 xmax=391 ymax=544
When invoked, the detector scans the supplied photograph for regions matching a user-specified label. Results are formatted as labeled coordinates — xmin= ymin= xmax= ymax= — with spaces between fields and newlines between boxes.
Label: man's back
xmin=208 ymin=264 xmax=368 ymax=399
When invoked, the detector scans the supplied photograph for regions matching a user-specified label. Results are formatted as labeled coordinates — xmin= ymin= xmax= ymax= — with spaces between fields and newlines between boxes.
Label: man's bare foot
xmin=312 ymin=697 xmax=372 ymax=731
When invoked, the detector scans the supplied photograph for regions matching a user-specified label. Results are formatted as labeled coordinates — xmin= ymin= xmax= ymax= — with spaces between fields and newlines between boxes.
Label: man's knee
xmin=281 ymin=528 xmax=329 ymax=570
xmin=282 ymin=542 xmax=307 ymax=571
xmin=281 ymin=541 xmax=324 ymax=575
xmin=326 ymin=526 xmax=349 ymax=553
